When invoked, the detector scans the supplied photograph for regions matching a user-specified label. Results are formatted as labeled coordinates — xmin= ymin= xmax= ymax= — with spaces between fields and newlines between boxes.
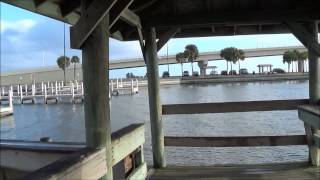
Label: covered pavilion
xmin=1 ymin=0 xmax=320 ymax=179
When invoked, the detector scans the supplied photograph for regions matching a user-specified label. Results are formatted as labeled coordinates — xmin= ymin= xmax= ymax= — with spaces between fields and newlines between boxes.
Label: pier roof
xmin=2 ymin=0 xmax=320 ymax=41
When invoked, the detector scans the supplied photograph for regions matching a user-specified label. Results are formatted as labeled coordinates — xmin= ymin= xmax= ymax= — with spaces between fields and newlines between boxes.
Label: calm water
xmin=0 ymin=80 xmax=309 ymax=165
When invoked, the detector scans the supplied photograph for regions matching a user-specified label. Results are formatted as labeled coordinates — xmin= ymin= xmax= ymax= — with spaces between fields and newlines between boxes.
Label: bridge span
xmin=0 ymin=46 xmax=306 ymax=85
xmin=110 ymin=46 xmax=305 ymax=69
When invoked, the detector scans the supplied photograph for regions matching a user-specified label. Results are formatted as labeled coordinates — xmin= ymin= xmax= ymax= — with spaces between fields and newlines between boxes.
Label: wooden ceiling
xmin=2 ymin=0 xmax=320 ymax=41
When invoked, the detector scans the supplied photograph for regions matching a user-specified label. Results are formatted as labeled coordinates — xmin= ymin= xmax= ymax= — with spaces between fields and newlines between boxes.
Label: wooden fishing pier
xmin=0 ymin=90 xmax=13 ymax=117
xmin=0 ymin=0 xmax=320 ymax=180
xmin=0 ymin=79 xmax=139 ymax=104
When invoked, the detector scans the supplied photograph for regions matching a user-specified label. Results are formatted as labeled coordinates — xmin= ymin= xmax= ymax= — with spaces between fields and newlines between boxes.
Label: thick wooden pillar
xmin=306 ymin=21 xmax=320 ymax=166
xmin=308 ymin=22 xmax=320 ymax=103
xmin=81 ymin=3 xmax=112 ymax=179
xmin=145 ymin=27 xmax=166 ymax=168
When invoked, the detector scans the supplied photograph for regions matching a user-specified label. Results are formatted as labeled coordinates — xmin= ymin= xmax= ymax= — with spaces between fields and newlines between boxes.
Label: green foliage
xmin=57 ymin=56 xmax=70 ymax=70
xmin=184 ymin=44 xmax=199 ymax=63
xmin=175 ymin=52 xmax=185 ymax=63
xmin=220 ymin=47 xmax=245 ymax=64
xmin=283 ymin=50 xmax=307 ymax=64
xmin=71 ymin=56 xmax=80 ymax=63
xmin=298 ymin=51 xmax=308 ymax=61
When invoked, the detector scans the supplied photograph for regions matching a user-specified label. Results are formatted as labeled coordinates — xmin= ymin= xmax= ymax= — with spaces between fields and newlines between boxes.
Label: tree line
xmin=282 ymin=50 xmax=308 ymax=73
xmin=175 ymin=45 xmax=246 ymax=75
xmin=175 ymin=45 xmax=309 ymax=75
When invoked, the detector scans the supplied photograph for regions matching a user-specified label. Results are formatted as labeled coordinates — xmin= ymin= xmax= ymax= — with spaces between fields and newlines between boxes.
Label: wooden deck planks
xmin=147 ymin=163 xmax=320 ymax=180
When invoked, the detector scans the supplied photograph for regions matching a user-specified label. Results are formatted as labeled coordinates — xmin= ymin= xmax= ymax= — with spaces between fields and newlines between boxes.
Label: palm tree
xmin=57 ymin=56 xmax=70 ymax=83
xmin=293 ymin=50 xmax=300 ymax=72
xmin=297 ymin=51 xmax=308 ymax=73
xmin=283 ymin=51 xmax=292 ymax=73
xmin=184 ymin=44 xmax=199 ymax=75
xmin=220 ymin=47 xmax=244 ymax=74
xmin=237 ymin=49 xmax=245 ymax=73
xmin=176 ymin=52 xmax=185 ymax=76
xmin=71 ymin=56 xmax=80 ymax=81
xmin=300 ymin=51 xmax=308 ymax=72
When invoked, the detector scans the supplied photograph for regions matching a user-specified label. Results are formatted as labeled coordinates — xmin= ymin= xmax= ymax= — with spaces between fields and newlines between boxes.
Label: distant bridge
xmin=109 ymin=46 xmax=306 ymax=69
xmin=0 ymin=46 xmax=306 ymax=85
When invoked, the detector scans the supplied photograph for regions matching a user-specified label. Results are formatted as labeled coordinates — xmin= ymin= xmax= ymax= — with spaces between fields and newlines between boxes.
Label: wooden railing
xmin=2 ymin=124 xmax=146 ymax=180
xmin=162 ymin=99 xmax=309 ymax=147
xmin=163 ymin=99 xmax=309 ymax=115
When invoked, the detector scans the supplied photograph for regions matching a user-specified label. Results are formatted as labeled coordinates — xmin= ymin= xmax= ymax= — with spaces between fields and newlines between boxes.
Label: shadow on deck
xmin=147 ymin=162 xmax=320 ymax=180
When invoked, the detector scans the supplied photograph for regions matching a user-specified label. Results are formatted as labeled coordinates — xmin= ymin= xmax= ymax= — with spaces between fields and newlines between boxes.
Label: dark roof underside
xmin=2 ymin=0 xmax=320 ymax=41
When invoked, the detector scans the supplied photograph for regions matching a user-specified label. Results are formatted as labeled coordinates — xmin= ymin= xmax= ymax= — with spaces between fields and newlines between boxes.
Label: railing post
xmin=307 ymin=21 xmax=320 ymax=166
xmin=144 ymin=27 xmax=166 ymax=168
xmin=79 ymin=4 xmax=112 ymax=179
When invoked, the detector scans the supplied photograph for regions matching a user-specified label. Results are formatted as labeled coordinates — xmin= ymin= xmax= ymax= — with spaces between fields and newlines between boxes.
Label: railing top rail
xmin=163 ymin=99 xmax=309 ymax=115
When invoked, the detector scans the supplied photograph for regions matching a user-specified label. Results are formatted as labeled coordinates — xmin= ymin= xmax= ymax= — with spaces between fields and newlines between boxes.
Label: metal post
xmin=145 ymin=27 xmax=166 ymax=168
xmin=80 ymin=8 xmax=112 ymax=179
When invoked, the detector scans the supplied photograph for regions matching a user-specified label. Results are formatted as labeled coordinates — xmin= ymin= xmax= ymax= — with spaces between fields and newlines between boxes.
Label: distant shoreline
xmin=179 ymin=73 xmax=308 ymax=84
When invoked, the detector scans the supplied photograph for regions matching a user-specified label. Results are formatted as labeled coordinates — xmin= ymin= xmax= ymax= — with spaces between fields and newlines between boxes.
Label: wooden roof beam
xmin=34 ymin=0 xmax=46 ymax=7
xmin=60 ymin=0 xmax=81 ymax=17
xmin=137 ymin=27 xmax=146 ymax=62
xmin=156 ymin=28 xmax=180 ymax=52
xmin=70 ymin=0 xmax=117 ymax=49
xmin=285 ymin=21 xmax=320 ymax=56
xmin=120 ymin=9 xmax=141 ymax=28
xmin=142 ymin=7 xmax=320 ymax=28
xmin=109 ymin=0 xmax=134 ymax=29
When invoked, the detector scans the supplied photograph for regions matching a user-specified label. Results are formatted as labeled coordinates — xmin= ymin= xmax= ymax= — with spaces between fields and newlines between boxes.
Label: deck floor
xmin=147 ymin=163 xmax=319 ymax=180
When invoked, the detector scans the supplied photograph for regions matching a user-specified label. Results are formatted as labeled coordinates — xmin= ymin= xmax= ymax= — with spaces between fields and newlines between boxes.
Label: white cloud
xmin=1 ymin=19 xmax=36 ymax=33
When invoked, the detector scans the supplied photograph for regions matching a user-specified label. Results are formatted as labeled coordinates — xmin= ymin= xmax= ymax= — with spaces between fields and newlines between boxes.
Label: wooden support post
xmin=41 ymin=82 xmax=44 ymax=93
xmin=55 ymin=81 xmax=58 ymax=95
xmin=80 ymin=1 xmax=112 ymax=178
xmin=51 ymin=83 xmax=54 ymax=94
xmin=71 ymin=83 xmax=75 ymax=103
xmin=131 ymin=79 xmax=134 ymax=94
xmin=144 ymin=27 xmax=166 ymax=168
xmin=25 ymin=84 xmax=27 ymax=96
xmin=8 ymin=90 xmax=13 ymax=109
xmin=136 ymin=79 xmax=139 ymax=90
xmin=111 ymin=80 xmax=114 ymax=92
xmin=17 ymin=85 xmax=20 ymax=96
xmin=20 ymin=85 xmax=23 ymax=103
xmin=116 ymin=78 xmax=119 ymax=89
xmin=306 ymin=21 xmax=320 ymax=166
xmin=44 ymin=84 xmax=47 ymax=104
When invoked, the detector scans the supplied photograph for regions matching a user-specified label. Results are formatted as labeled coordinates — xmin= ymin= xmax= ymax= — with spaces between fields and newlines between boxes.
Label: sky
xmin=0 ymin=2 xmax=305 ymax=78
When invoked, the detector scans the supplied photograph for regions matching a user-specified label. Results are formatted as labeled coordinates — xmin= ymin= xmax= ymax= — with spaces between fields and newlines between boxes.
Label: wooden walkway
xmin=147 ymin=163 xmax=320 ymax=180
